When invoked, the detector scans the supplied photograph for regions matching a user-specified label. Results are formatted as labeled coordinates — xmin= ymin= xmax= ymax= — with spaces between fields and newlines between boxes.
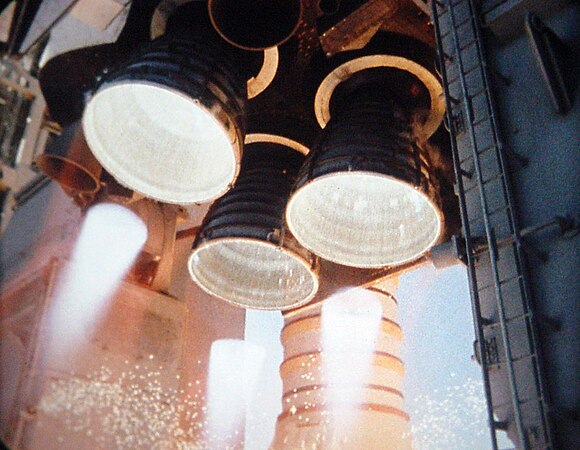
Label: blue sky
xmin=398 ymin=264 xmax=512 ymax=450
xmin=244 ymin=264 xmax=514 ymax=449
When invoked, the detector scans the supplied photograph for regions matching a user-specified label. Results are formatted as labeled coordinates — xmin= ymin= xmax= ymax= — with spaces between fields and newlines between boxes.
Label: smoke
xmin=45 ymin=203 xmax=147 ymax=364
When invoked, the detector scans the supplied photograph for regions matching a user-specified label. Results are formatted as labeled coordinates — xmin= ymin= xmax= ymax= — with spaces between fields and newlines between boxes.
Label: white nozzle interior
xmin=189 ymin=238 xmax=318 ymax=310
xmin=83 ymin=82 xmax=238 ymax=204
xmin=286 ymin=172 xmax=442 ymax=268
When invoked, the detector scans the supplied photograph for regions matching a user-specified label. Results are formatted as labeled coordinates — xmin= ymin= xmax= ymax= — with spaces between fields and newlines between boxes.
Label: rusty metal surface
xmin=380 ymin=0 xmax=435 ymax=47
xmin=318 ymin=0 xmax=435 ymax=57
xmin=408 ymin=0 xmax=431 ymax=16
xmin=319 ymin=0 xmax=401 ymax=57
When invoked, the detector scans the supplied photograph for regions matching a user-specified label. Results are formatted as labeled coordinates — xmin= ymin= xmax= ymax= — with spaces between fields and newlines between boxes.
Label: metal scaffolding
xmin=431 ymin=0 xmax=554 ymax=448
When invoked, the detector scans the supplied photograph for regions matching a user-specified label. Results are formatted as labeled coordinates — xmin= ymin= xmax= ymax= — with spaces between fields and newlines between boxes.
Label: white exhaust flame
xmin=321 ymin=288 xmax=383 ymax=429
xmin=45 ymin=203 xmax=147 ymax=363
xmin=206 ymin=339 xmax=266 ymax=448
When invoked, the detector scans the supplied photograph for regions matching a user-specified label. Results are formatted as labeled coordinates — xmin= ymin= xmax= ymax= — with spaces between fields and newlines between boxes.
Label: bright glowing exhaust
xmin=206 ymin=339 xmax=266 ymax=448
xmin=45 ymin=203 xmax=147 ymax=363
xmin=321 ymin=289 xmax=383 ymax=428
